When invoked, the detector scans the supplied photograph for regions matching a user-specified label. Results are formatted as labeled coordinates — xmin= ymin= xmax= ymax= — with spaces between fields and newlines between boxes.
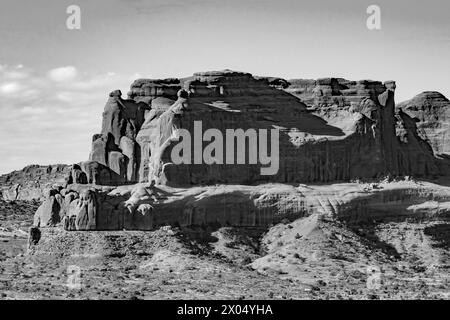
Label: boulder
xmin=33 ymin=189 xmax=62 ymax=227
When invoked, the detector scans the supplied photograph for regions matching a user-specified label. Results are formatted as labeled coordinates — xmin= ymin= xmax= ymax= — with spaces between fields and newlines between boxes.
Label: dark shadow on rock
xmin=424 ymin=223 xmax=450 ymax=249
xmin=346 ymin=221 xmax=401 ymax=259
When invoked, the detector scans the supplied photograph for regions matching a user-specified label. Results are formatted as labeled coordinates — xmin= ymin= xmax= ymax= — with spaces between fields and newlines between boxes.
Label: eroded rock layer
xmin=397 ymin=91 xmax=450 ymax=156
xmin=29 ymin=70 xmax=450 ymax=231
xmin=80 ymin=71 xmax=449 ymax=187
xmin=32 ymin=181 xmax=450 ymax=231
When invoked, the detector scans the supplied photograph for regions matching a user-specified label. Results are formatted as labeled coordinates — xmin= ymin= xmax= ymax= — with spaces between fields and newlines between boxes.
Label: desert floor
xmin=0 ymin=198 xmax=449 ymax=300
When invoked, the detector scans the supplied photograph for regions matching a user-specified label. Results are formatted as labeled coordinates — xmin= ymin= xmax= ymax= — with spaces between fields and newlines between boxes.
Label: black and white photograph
xmin=0 ymin=0 xmax=449 ymax=307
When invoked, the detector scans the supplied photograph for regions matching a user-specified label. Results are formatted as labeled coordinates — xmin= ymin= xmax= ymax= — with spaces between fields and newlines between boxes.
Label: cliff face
xmin=397 ymin=91 xmax=450 ymax=156
xmin=283 ymin=78 xmax=449 ymax=178
xmin=86 ymin=89 xmax=149 ymax=185
xmin=284 ymin=78 xmax=386 ymax=112
xmin=84 ymin=71 xmax=448 ymax=187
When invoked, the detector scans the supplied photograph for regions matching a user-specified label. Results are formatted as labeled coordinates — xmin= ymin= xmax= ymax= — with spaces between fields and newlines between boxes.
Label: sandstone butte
xmin=30 ymin=70 xmax=450 ymax=232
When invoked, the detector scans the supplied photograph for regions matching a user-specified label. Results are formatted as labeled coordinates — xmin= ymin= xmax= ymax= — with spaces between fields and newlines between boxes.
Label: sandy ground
xmin=0 ymin=199 xmax=448 ymax=300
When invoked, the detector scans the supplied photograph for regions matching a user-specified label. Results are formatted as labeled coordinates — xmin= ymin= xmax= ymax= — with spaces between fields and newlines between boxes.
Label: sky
xmin=0 ymin=0 xmax=449 ymax=174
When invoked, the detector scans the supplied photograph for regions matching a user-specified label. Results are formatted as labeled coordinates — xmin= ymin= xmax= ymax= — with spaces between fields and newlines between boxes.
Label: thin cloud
xmin=20 ymin=106 xmax=48 ymax=115
xmin=47 ymin=66 xmax=78 ymax=82
xmin=0 ymin=82 xmax=22 ymax=95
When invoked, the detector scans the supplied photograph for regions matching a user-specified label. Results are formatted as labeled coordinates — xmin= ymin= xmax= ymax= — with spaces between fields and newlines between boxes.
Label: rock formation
xmin=33 ymin=188 xmax=63 ymax=227
xmin=88 ymin=89 xmax=149 ymax=185
xmin=32 ymin=179 xmax=450 ymax=231
xmin=73 ymin=71 xmax=449 ymax=187
xmin=397 ymin=91 xmax=450 ymax=156
xmin=0 ymin=165 xmax=70 ymax=201
xmin=30 ymin=70 xmax=450 ymax=231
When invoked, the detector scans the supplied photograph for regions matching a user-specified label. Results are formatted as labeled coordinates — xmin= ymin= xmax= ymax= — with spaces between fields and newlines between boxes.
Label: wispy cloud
xmin=47 ymin=66 xmax=78 ymax=82
xmin=0 ymin=81 xmax=23 ymax=95
xmin=0 ymin=64 xmax=136 ymax=174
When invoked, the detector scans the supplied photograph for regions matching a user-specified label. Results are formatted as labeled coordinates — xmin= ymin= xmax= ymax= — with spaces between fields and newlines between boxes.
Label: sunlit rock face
xmin=32 ymin=181 xmax=450 ymax=231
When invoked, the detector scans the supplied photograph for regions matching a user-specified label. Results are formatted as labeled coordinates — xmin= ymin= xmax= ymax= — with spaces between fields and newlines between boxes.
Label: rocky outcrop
xmin=0 ymin=165 xmax=70 ymax=201
xmin=397 ymin=91 xmax=450 ymax=156
xmin=33 ymin=188 xmax=64 ymax=227
xmin=284 ymin=78 xmax=386 ymax=112
xmin=66 ymin=71 xmax=449 ymax=187
xmin=32 ymin=180 xmax=450 ymax=231
xmin=27 ymin=227 xmax=41 ymax=249
xmin=87 ymin=90 xmax=150 ymax=184
xmin=130 ymin=72 xmax=448 ymax=185
xmin=65 ymin=189 xmax=97 ymax=231
xmin=284 ymin=78 xmax=449 ymax=178
xmin=28 ymin=70 xmax=450 ymax=231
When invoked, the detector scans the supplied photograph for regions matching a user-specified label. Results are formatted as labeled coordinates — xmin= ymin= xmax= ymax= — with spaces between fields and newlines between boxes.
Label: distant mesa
xmin=397 ymin=91 xmax=450 ymax=156
xmin=5 ymin=70 xmax=448 ymax=232
xmin=84 ymin=70 xmax=449 ymax=186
